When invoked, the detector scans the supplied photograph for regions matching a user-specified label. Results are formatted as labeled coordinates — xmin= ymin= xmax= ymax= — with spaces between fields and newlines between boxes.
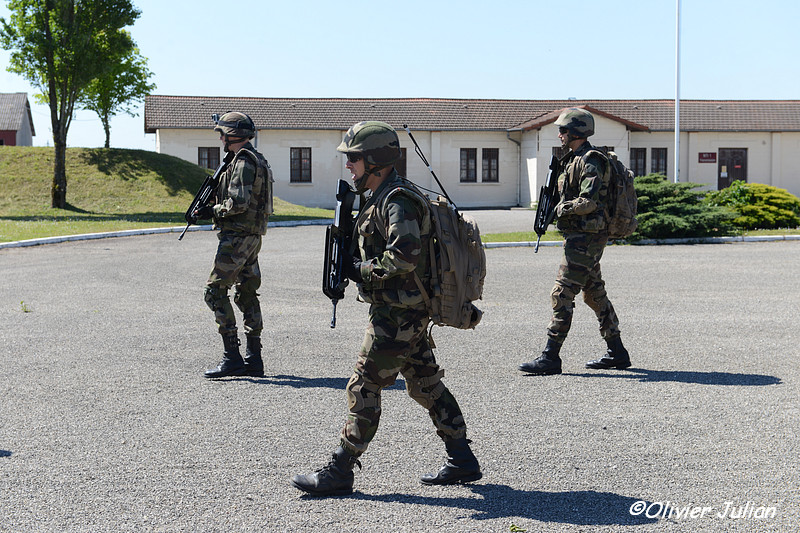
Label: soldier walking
xmin=519 ymin=108 xmax=632 ymax=375
xmin=292 ymin=121 xmax=481 ymax=496
xmin=193 ymin=112 xmax=273 ymax=379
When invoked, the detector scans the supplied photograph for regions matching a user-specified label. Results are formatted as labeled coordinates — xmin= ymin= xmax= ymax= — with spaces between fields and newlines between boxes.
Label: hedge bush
xmin=704 ymin=180 xmax=800 ymax=230
xmin=630 ymin=174 xmax=737 ymax=240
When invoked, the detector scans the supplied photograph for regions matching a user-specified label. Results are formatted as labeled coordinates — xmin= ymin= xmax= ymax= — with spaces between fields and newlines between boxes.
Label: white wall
xmin=777 ymin=133 xmax=800 ymax=196
xmin=154 ymin=123 xmax=800 ymax=207
xmin=431 ymin=130 xmax=520 ymax=208
xmin=519 ymin=130 xmax=537 ymax=207
xmin=624 ymin=130 xmax=800 ymax=197
xmin=15 ymin=111 xmax=33 ymax=146
xmin=156 ymin=127 xmax=523 ymax=208
xmin=677 ymin=131 xmax=786 ymax=193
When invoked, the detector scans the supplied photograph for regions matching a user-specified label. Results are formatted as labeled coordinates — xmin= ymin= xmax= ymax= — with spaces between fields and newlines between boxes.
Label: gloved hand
xmin=193 ymin=205 xmax=215 ymax=221
xmin=556 ymin=200 xmax=575 ymax=218
xmin=344 ymin=255 xmax=363 ymax=283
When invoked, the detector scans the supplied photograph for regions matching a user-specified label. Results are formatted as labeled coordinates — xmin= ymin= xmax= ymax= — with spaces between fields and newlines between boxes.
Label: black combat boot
xmin=291 ymin=446 xmax=362 ymax=496
xmin=243 ymin=336 xmax=264 ymax=377
xmin=518 ymin=338 xmax=563 ymax=375
xmin=421 ymin=437 xmax=482 ymax=485
xmin=585 ymin=335 xmax=631 ymax=370
xmin=203 ymin=334 xmax=246 ymax=378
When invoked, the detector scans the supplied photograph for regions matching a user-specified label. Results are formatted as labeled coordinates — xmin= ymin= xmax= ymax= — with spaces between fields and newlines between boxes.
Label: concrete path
xmin=1 ymin=225 xmax=798 ymax=532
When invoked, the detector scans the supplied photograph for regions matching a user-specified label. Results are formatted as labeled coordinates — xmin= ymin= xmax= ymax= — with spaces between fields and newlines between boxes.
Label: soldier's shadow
xmin=350 ymin=484 xmax=657 ymax=526
xmin=241 ymin=374 xmax=405 ymax=390
xmin=565 ymin=368 xmax=781 ymax=386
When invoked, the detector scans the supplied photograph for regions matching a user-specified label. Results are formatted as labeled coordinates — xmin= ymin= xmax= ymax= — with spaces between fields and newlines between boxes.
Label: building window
xmin=290 ymin=147 xmax=312 ymax=183
xmin=460 ymin=148 xmax=477 ymax=182
xmin=651 ymin=147 xmax=668 ymax=175
xmin=395 ymin=148 xmax=407 ymax=177
xmin=482 ymin=148 xmax=499 ymax=182
xmin=630 ymin=148 xmax=646 ymax=177
xmin=198 ymin=147 xmax=219 ymax=169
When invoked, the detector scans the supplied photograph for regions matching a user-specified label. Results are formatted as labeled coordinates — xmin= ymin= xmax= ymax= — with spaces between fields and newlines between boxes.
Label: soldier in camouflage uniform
xmin=519 ymin=108 xmax=632 ymax=375
xmin=291 ymin=121 xmax=481 ymax=496
xmin=193 ymin=112 xmax=273 ymax=379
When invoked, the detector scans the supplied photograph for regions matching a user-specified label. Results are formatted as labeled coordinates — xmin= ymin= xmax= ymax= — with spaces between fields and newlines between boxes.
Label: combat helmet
xmin=337 ymin=121 xmax=402 ymax=168
xmin=555 ymin=108 xmax=594 ymax=138
xmin=214 ymin=112 xmax=256 ymax=139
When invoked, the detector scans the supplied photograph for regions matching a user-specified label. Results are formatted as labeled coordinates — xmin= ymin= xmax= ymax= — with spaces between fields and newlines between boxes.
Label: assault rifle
xmin=178 ymin=151 xmax=235 ymax=240
xmin=533 ymin=155 xmax=562 ymax=252
xmin=322 ymin=179 xmax=357 ymax=328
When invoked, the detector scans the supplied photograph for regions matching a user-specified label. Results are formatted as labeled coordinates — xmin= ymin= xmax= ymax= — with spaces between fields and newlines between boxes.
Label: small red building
xmin=0 ymin=93 xmax=36 ymax=146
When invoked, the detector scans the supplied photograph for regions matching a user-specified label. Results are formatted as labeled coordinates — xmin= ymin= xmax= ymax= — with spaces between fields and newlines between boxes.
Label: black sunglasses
xmin=558 ymin=127 xmax=569 ymax=134
xmin=346 ymin=153 xmax=363 ymax=163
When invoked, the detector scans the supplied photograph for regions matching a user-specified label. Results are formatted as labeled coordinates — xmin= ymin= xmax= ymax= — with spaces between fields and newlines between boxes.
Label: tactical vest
xmin=354 ymin=173 xmax=432 ymax=308
xmin=556 ymin=144 xmax=610 ymax=233
xmin=216 ymin=144 xmax=273 ymax=235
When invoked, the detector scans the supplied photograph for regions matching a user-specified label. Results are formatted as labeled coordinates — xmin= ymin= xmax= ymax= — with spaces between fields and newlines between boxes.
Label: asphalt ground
xmin=1 ymin=214 xmax=798 ymax=532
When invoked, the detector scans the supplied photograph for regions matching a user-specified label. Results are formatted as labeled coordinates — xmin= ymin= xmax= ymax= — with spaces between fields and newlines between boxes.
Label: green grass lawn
xmin=0 ymin=146 xmax=332 ymax=243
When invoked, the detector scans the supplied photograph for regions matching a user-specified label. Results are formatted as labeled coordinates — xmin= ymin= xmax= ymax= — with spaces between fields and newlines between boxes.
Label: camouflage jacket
xmin=354 ymin=171 xmax=432 ymax=308
xmin=556 ymin=141 xmax=610 ymax=233
xmin=213 ymin=142 xmax=273 ymax=235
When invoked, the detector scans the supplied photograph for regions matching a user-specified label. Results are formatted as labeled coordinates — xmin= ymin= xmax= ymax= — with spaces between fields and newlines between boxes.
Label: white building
xmin=143 ymin=96 xmax=800 ymax=208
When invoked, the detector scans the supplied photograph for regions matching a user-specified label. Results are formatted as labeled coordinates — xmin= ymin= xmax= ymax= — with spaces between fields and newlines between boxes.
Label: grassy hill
xmin=0 ymin=146 xmax=333 ymax=242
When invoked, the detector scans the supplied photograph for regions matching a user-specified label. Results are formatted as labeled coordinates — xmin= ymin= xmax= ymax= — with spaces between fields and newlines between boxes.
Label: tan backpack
xmin=585 ymin=148 xmax=639 ymax=239
xmin=374 ymin=179 xmax=485 ymax=330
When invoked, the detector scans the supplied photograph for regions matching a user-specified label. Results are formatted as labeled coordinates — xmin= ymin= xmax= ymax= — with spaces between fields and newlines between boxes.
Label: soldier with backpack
xmin=192 ymin=112 xmax=274 ymax=379
xmin=292 ymin=121 xmax=481 ymax=496
xmin=519 ymin=108 xmax=632 ymax=376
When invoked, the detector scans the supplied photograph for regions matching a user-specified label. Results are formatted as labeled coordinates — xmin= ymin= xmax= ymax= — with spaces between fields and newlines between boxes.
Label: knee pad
xmin=406 ymin=369 xmax=446 ymax=410
xmin=345 ymin=372 xmax=380 ymax=413
xmin=551 ymin=282 xmax=576 ymax=311
xmin=233 ymin=286 xmax=259 ymax=310
xmin=204 ymin=286 xmax=229 ymax=312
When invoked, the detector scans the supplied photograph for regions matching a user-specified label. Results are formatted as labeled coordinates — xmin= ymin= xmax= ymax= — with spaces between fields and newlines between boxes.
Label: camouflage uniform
xmin=292 ymin=121 xmax=479 ymax=495
xmin=549 ymin=140 xmax=621 ymax=343
xmin=204 ymin=142 xmax=272 ymax=337
xmin=341 ymin=170 xmax=468 ymax=456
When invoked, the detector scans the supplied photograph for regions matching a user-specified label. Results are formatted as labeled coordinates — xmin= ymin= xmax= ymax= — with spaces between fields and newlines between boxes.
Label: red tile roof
xmin=144 ymin=95 xmax=800 ymax=134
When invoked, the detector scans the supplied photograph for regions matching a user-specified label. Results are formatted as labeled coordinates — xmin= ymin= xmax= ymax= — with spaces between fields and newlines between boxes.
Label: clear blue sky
xmin=2 ymin=0 xmax=798 ymax=150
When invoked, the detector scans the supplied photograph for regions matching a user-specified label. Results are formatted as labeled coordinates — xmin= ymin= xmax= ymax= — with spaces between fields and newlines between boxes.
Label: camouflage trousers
xmin=547 ymin=231 xmax=620 ymax=344
xmin=204 ymin=231 xmax=263 ymax=336
xmin=340 ymin=304 xmax=467 ymax=456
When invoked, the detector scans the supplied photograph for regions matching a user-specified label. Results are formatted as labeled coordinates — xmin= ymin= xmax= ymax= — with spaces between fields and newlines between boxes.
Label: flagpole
xmin=674 ymin=0 xmax=681 ymax=183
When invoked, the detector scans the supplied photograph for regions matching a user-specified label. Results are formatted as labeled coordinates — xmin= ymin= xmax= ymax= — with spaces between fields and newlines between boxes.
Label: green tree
xmin=78 ymin=33 xmax=155 ymax=148
xmin=0 ymin=0 xmax=140 ymax=208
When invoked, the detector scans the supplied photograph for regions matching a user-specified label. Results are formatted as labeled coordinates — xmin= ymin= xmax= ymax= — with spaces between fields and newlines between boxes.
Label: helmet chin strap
xmin=222 ymin=135 xmax=247 ymax=152
xmin=353 ymin=162 xmax=388 ymax=193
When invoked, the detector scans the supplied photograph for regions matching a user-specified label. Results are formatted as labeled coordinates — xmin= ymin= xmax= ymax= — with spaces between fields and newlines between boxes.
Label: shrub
xmin=631 ymin=174 xmax=737 ymax=240
xmin=704 ymin=180 xmax=800 ymax=230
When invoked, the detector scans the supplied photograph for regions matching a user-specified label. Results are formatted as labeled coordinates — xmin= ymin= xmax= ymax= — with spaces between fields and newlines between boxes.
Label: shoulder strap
xmin=369 ymin=180 xmax=430 ymax=240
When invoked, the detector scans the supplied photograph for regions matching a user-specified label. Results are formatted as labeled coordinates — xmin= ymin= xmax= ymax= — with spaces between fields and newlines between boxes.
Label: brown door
xmin=718 ymin=148 xmax=747 ymax=189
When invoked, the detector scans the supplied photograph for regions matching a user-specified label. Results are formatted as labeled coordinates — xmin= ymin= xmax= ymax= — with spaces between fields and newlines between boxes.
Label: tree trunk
xmin=103 ymin=116 xmax=111 ymax=148
xmin=52 ymin=136 xmax=68 ymax=209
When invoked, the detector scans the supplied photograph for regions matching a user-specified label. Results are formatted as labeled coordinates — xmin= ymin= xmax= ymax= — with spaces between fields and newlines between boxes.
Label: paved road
xmin=1 ymin=226 xmax=798 ymax=532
